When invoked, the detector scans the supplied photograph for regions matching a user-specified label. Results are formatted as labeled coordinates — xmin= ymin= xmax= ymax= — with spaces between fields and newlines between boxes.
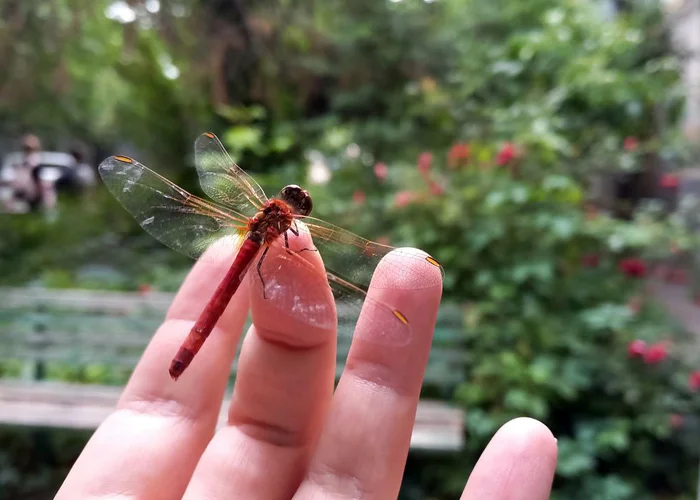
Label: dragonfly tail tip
xmin=169 ymin=361 xmax=184 ymax=381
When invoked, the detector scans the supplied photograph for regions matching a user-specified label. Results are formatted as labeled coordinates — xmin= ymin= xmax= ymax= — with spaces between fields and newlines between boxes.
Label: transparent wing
xmin=302 ymin=216 xmax=444 ymax=288
xmin=305 ymin=217 xmax=443 ymax=342
xmin=194 ymin=132 xmax=269 ymax=217
xmin=251 ymin=217 xmax=443 ymax=346
xmin=98 ymin=155 xmax=248 ymax=260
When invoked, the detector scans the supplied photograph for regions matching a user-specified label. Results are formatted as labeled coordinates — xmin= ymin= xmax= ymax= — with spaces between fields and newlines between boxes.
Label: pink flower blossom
xmin=627 ymin=339 xmax=647 ymax=358
xmin=660 ymin=173 xmax=679 ymax=189
xmin=496 ymin=142 xmax=516 ymax=166
xmin=448 ymin=143 xmax=470 ymax=168
xmin=374 ymin=162 xmax=388 ymax=181
xmin=429 ymin=181 xmax=444 ymax=196
xmin=418 ymin=152 xmax=433 ymax=175
xmin=352 ymin=190 xmax=366 ymax=205
xmin=394 ymin=190 xmax=415 ymax=208
xmin=689 ymin=371 xmax=700 ymax=391
xmin=624 ymin=136 xmax=639 ymax=152
xmin=619 ymin=258 xmax=647 ymax=278
xmin=643 ymin=342 xmax=668 ymax=364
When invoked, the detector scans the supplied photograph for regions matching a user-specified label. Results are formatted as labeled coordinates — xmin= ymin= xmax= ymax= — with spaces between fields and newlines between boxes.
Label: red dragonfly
xmin=99 ymin=132 xmax=442 ymax=380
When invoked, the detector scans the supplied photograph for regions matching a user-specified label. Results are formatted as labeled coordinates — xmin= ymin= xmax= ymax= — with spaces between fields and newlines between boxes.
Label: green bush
xmin=0 ymin=193 xmax=190 ymax=290
xmin=336 ymin=142 xmax=700 ymax=498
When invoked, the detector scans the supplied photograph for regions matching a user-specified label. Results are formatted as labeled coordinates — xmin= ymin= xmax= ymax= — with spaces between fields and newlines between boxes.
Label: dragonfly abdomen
xmin=169 ymin=236 xmax=262 ymax=380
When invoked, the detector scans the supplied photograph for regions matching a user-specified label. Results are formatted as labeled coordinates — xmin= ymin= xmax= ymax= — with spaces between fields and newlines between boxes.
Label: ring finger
xmin=295 ymin=248 xmax=443 ymax=499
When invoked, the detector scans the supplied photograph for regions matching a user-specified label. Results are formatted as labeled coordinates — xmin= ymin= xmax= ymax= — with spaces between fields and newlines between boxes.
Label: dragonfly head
xmin=279 ymin=184 xmax=313 ymax=217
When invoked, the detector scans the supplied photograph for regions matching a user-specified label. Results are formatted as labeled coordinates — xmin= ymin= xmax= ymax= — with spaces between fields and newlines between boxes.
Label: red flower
xmin=374 ymin=162 xmax=388 ymax=181
xmin=619 ymin=258 xmax=647 ymax=278
xmin=688 ymin=370 xmax=700 ymax=392
xmin=429 ymin=181 xmax=445 ymax=196
xmin=627 ymin=339 xmax=647 ymax=358
xmin=352 ymin=190 xmax=366 ymax=205
xmin=660 ymin=173 xmax=679 ymax=189
xmin=689 ymin=371 xmax=700 ymax=391
xmin=670 ymin=414 xmax=684 ymax=428
xmin=581 ymin=253 xmax=600 ymax=268
xmin=418 ymin=152 xmax=433 ymax=176
xmin=496 ymin=142 xmax=516 ymax=166
xmin=394 ymin=190 xmax=415 ymax=208
xmin=623 ymin=136 xmax=639 ymax=152
xmin=643 ymin=342 xmax=668 ymax=364
xmin=448 ymin=143 xmax=470 ymax=168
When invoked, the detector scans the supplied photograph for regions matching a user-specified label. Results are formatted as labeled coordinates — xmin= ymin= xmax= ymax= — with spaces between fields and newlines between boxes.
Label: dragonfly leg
xmin=257 ymin=246 xmax=270 ymax=299
xmin=285 ymin=223 xmax=317 ymax=255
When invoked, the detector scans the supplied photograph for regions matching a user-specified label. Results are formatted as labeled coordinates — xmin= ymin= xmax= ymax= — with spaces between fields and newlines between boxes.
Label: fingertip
xmin=462 ymin=417 xmax=557 ymax=500
xmin=359 ymin=247 xmax=443 ymax=345
xmin=494 ymin=417 xmax=558 ymax=457
xmin=371 ymin=247 xmax=444 ymax=292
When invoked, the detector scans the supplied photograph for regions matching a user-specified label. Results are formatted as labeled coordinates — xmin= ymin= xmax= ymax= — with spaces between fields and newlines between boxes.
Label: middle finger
xmin=184 ymin=234 xmax=337 ymax=499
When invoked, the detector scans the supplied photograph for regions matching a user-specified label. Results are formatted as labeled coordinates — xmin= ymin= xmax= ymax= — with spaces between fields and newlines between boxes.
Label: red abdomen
xmin=169 ymin=237 xmax=261 ymax=380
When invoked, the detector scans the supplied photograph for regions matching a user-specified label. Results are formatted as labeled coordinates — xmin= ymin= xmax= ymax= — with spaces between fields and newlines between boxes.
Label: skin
xmin=56 ymin=233 xmax=557 ymax=500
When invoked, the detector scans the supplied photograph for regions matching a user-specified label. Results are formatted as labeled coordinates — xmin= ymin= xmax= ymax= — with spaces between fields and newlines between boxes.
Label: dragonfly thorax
xmin=249 ymin=198 xmax=296 ymax=244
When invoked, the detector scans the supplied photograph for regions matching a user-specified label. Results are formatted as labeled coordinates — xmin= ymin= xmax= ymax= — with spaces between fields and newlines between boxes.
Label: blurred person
xmin=0 ymin=134 xmax=57 ymax=213
xmin=10 ymin=134 xmax=45 ymax=211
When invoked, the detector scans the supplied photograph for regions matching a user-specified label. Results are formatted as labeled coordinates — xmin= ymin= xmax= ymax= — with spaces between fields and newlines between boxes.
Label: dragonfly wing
xmin=301 ymin=216 xmax=444 ymax=287
xmin=194 ymin=132 xmax=269 ymax=217
xmin=326 ymin=272 xmax=414 ymax=346
xmin=99 ymin=155 xmax=248 ymax=260
xmin=301 ymin=217 xmax=442 ymax=343
xmin=249 ymin=217 xmax=443 ymax=346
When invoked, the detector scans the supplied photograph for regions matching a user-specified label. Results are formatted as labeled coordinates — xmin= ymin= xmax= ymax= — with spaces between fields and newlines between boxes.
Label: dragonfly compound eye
xmin=279 ymin=184 xmax=313 ymax=217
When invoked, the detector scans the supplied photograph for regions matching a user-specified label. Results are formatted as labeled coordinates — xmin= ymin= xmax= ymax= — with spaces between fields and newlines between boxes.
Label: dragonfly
xmin=99 ymin=132 xmax=443 ymax=380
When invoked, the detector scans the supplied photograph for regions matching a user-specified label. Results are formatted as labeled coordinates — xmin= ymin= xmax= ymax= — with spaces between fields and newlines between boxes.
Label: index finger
xmin=56 ymin=240 xmax=249 ymax=499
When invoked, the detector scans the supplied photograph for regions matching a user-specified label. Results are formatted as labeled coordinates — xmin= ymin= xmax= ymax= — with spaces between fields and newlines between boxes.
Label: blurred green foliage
xmin=375 ymin=148 xmax=700 ymax=499
xmin=0 ymin=426 xmax=91 ymax=499
xmin=2 ymin=0 xmax=700 ymax=498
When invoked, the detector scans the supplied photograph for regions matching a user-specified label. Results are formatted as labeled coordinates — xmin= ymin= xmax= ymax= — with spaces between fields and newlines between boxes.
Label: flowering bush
xmin=305 ymin=129 xmax=700 ymax=497
xmin=619 ymin=258 xmax=648 ymax=278
xmin=239 ymin=0 xmax=699 ymax=495
xmin=364 ymin=142 xmax=700 ymax=498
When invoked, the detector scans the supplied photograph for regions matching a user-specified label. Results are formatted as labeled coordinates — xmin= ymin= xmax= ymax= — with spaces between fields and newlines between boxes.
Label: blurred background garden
xmin=2 ymin=0 xmax=700 ymax=498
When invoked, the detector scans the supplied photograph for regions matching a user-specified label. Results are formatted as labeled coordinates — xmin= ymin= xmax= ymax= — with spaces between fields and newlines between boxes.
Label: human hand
xmin=56 ymin=240 xmax=556 ymax=499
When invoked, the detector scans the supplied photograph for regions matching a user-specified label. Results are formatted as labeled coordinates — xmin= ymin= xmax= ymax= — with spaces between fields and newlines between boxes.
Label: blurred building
xmin=665 ymin=0 xmax=700 ymax=142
